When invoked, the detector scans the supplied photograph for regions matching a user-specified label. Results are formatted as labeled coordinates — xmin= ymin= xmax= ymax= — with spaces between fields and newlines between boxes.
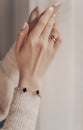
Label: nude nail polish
xmin=55 ymin=0 xmax=62 ymax=6
xmin=49 ymin=6 xmax=54 ymax=12
xmin=23 ymin=22 xmax=27 ymax=29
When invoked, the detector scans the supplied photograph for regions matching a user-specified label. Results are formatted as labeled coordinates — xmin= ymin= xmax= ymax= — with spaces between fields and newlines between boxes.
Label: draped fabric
xmin=0 ymin=0 xmax=83 ymax=130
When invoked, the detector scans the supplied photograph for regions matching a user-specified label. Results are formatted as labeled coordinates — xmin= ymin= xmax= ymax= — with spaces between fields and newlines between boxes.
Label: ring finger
xmin=49 ymin=25 xmax=59 ymax=48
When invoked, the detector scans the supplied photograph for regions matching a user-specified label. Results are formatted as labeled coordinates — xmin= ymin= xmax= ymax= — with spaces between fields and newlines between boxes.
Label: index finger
xmin=30 ymin=3 xmax=61 ymax=37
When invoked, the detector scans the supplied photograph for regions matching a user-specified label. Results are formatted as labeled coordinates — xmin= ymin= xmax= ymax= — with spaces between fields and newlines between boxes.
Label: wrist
xmin=18 ymin=76 xmax=42 ymax=92
xmin=17 ymin=79 xmax=41 ymax=97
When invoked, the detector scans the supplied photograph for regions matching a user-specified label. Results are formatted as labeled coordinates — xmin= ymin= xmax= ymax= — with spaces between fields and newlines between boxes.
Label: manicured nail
xmin=49 ymin=6 xmax=54 ymax=12
xmin=35 ymin=6 xmax=39 ymax=11
xmin=55 ymin=0 xmax=62 ymax=6
xmin=23 ymin=22 xmax=27 ymax=29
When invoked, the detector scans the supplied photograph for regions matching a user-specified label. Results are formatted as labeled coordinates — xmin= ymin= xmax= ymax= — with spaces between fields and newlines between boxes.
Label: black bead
xmin=23 ymin=88 xmax=27 ymax=93
xmin=36 ymin=90 xmax=39 ymax=95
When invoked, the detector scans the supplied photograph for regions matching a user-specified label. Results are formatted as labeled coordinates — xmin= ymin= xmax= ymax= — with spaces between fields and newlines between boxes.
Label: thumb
xmin=16 ymin=22 xmax=29 ymax=54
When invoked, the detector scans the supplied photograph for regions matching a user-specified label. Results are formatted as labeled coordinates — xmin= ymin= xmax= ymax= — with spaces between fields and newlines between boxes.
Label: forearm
xmin=0 ymin=88 xmax=40 ymax=130
xmin=2 ymin=42 xmax=19 ymax=84
xmin=0 ymin=61 xmax=14 ymax=121
xmin=0 ymin=42 xmax=19 ymax=121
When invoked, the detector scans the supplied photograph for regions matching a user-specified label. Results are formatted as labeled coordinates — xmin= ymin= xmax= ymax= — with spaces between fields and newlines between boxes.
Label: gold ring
xmin=49 ymin=34 xmax=57 ymax=43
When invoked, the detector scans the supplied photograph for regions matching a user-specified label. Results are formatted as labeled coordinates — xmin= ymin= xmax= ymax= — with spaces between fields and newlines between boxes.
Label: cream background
xmin=0 ymin=0 xmax=83 ymax=130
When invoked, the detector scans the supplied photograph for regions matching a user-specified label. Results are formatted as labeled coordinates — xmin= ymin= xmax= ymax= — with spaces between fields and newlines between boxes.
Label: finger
xmin=49 ymin=24 xmax=60 ymax=42
xmin=49 ymin=24 xmax=59 ymax=45
xmin=41 ymin=14 xmax=55 ymax=39
xmin=16 ymin=22 xmax=29 ymax=54
xmin=28 ymin=6 xmax=39 ymax=24
xmin=52 ymin=25 xmax=62 ymax=48
xmin=54 ymin=36 xmax=62 ymax=49
xmin=30 ymin=3 xmax=61 ymax=38
xmin=51 ymin=26 xmax=62 ymax=53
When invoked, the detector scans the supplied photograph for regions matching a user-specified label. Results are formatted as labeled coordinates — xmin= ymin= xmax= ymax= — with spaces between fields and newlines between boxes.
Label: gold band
xmin=49 ymin=34 xmax=57 ymax=43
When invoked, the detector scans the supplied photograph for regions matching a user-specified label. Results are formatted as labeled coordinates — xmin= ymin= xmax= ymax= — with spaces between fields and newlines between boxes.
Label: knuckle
xmin=28 ymin=34 xmax=38 ymax=44
xmin=20 ymin=31 xmax=24 ymax=37
xmin=47 ymin=23 xmax=52 ymax=28
xmin=38 ymin=18 xmax=46 ymax=26
xmin=28 ymin=36 xmax=34 ymax=43
xmin=40 ymin=43 xmax=46 ymax=50
xmin=18 ymin=31 xmax=24 ymax=37
xmin=28 ymin=38 xmax=35 ymax=48
xmin=39 ymin=38 xmax=47 ymax=49
xmin=41 ymin=35 xmax=47 ymax=41
xmin=50 ymin=16 xmax=55 ymax=22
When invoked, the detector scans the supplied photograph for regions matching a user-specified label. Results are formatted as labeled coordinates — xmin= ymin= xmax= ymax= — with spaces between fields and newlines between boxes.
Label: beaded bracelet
xmin=16 ymin=87 xmax=41 ymax=98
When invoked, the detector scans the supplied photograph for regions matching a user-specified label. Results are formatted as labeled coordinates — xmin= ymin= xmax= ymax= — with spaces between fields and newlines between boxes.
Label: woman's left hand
xmin=15 ymin=5 xmax=62 ymax=92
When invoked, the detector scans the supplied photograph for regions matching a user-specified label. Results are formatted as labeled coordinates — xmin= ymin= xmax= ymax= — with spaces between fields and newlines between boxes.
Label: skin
xmin=28 ymin=6 xmax=40 ymax=24
xmin=15 ymin=5 xmax=62 ymax=92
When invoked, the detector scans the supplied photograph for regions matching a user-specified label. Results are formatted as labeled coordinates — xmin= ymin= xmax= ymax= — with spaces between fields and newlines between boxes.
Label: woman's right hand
xmin=15 ymin=4 xmax=62 ymax=92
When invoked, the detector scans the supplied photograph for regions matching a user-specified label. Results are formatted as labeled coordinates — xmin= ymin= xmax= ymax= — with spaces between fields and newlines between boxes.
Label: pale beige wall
xmin=74 ymin=0 xmax=83 ymax=130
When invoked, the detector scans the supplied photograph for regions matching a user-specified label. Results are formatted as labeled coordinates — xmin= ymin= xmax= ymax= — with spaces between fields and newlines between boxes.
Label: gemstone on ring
xmin=49 ymin=34 xmax=57 ymax=43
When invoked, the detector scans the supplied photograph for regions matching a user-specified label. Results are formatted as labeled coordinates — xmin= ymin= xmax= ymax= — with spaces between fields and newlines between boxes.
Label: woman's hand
xmin=15 ymin=5 xmax=62 ymax=92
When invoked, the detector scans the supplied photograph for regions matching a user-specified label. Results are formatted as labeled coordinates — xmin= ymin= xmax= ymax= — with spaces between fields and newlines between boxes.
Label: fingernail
xmin=35 ymin=6 xmax=39 ymax=11
xmin=55 ymin=0 xmax=62 ymax=6
xmin=23 ymin=22 xmax=27 ymax=29
xmin=49 ymin=6 xmax=54 ymax=12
